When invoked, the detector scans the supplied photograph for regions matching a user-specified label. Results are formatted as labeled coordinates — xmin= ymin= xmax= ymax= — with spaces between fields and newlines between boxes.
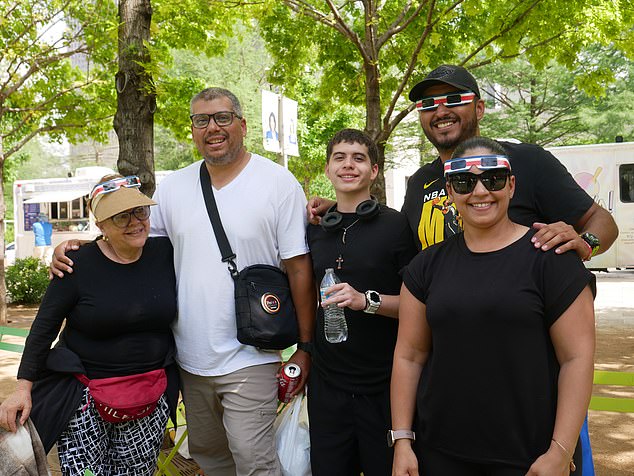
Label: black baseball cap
xmin=409 ymin=65 xmax=481 ymax=101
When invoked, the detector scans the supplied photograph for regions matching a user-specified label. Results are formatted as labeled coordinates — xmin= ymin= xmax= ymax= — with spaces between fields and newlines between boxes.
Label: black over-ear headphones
xmin=321 ymin=199 xmax=380 ymax=232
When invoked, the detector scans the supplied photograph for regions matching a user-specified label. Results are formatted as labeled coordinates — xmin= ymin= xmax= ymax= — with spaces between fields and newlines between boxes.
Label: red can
xmin=278 ymin=363 xmax=301 ymax=403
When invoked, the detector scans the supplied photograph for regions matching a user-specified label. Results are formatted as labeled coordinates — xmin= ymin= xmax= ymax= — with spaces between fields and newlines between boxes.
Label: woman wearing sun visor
xmin=391 ymin=137 xmax=595 ymax=475
xmin=0 ymin=174 xmax=178 ymax=476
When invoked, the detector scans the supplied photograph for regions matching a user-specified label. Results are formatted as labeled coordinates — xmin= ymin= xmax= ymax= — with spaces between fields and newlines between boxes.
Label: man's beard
xmin=204 ymin=153 xmax=235 ymax=166
xmin=423 ymin=114 xmax=479 ymax=154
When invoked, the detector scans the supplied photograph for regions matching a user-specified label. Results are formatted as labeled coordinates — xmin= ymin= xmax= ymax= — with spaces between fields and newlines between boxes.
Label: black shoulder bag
xmin=199 ymin=163 xmax=299 ymax=350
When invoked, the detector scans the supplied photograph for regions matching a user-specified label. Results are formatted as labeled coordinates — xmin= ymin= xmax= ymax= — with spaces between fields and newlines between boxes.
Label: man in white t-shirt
xmin=151 ymin=88 xmax=315 ymax=475
xmin=51 ymin=88 xmax=316 ymax=476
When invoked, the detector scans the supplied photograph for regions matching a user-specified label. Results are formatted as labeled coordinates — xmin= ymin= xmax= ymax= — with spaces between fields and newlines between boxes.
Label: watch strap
xmin=387 ymin=429 xmax=415 ymax=447
xmin=297 ymin=341 xmax=313 ymax=355
xmin=580 ymin=232 xmax=600 ymax=261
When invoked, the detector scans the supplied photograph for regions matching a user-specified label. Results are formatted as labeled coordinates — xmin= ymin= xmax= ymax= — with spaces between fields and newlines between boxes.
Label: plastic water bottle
xmin=320 ymin=268 xmax=348 ymax=343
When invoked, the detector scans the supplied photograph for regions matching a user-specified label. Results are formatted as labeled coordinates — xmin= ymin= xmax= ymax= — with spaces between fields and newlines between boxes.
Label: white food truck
xmin=12 ymin=167 xmax=172 ymax=261
xmin=547 ymin=141 xmax=634 ymax=269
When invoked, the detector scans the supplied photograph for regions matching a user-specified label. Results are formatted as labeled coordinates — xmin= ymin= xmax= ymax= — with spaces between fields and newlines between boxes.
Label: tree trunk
xmin=364 ymin=58 xmax=386 ymax=203
xmin=113 ymin=0 xmax=156 ymax=197
xmin=0 ymin=136 xmax=8 ymax=325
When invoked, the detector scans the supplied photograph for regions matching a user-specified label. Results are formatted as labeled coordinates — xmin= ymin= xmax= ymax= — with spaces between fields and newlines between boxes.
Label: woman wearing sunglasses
xmin=0 ymin=174 xmax=178 ymax=475
xmin=391 ymin=137 xmax=595 ymax=476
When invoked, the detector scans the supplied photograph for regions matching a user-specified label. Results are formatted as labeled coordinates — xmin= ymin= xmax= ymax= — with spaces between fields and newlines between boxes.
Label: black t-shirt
xmin=18 ymin=237 xmax=177 ymax=380
xmin=401 ymin=141 xmax=595 ymax=250
xmin=307 ymin=205 xmax=417 ymax=394
xmin=402 ymin=230 xmax=595 ymax=467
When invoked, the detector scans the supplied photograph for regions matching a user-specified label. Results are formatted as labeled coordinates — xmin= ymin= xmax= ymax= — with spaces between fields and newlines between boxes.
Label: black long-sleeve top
xmin=18 ymin=237 xmax=177 ymax=381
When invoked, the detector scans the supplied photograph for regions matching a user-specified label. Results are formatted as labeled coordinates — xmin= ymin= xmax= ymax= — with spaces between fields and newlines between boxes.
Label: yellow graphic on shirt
xmin=417 ymin=195 xmax=461 ymax=249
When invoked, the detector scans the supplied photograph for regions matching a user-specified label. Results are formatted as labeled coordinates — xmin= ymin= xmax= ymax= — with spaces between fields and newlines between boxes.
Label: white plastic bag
xmin=274 ymin=394 xmax=312 ymax=476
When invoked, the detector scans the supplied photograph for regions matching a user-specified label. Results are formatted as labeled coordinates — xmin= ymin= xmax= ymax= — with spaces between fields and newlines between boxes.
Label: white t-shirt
xmin=151 ymin=154 xmax=309 ymax=376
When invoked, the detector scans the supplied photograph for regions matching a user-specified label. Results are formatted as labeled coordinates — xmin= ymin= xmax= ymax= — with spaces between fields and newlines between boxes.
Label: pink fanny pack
xmin=75 ymin=368 xmax=167 ymax=423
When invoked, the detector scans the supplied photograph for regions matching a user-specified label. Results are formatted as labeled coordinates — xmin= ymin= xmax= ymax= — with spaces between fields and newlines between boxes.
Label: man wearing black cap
xmin=402 ymin=64 xmax=617 ymax=263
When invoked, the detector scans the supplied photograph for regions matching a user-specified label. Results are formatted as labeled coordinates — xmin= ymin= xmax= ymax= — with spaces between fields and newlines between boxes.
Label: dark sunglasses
xmin=415 ymin=91 xmax=477 ymax=111
xmin=111 ymin=206 xmax=151 ymax=228
xmin=447 ymin=170 xmax=510 ymax=195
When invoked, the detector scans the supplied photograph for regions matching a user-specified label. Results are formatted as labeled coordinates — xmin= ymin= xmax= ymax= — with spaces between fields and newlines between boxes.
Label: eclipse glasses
xmin=416 ymin=91 xmax=477 ymax=112
xmin=90 ymin=176 xmax=141 ymax=200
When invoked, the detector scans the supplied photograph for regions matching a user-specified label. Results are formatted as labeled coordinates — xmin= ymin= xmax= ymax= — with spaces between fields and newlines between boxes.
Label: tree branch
xmin=461 ymin=0 xmax=544 ymax=65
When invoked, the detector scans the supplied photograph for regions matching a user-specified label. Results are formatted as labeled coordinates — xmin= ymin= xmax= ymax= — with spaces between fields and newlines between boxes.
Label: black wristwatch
xmin=580 ymin=232 xmax=600 ymax=261
xmin=297 ymin=341 xmax=313 ymax=355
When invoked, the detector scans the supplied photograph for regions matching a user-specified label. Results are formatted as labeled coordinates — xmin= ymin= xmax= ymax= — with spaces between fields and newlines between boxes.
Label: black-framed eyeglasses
xmin=447 ymin=170 xmax=510 ymax=195
xmin=416 ymin=91 xmax=477 ymax=111
xmin=111 ymin=206 xmax=151 ymax=228
xmin=190 ymin=111 xmax=242 ymax=128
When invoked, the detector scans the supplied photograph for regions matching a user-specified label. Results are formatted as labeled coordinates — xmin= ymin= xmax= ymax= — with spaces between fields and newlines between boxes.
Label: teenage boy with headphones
xmin=306 ymin=129 xmax=417 ymax=476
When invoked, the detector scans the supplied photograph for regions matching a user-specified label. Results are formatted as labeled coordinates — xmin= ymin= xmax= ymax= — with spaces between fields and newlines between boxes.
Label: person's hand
xmin=321 ymin=282 xmax=365 ymax=311
xmin=0 ymin=380 xmax=33 ymax=432
xmin=307 ymin=196 xmax=335 ymax=225
xmin=49 ymin=240 xmax=81 ymax=279
xmin=392 ymin=440 xmax=419 ymax=476
xmin=525 ymin=444 xmax=571 ymax=476
xmin=284 ymin=349 xmax=311 ymax=397
xmin=532 ymin=222 xmax=589 ymax=259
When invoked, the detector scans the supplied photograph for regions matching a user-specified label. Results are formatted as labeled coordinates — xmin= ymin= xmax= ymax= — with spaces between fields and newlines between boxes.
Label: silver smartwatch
xmin=364 ymin=290 xmax=381 ymax=314
xmin=387 ymin=429 xmax=416 ymax=447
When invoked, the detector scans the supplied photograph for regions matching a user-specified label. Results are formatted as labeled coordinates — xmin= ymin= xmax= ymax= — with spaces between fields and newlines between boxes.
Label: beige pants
xmin=179 ymin=363 xmax=282 ymax=476
xmin=33 ymin=245 xmax=52 ymax=264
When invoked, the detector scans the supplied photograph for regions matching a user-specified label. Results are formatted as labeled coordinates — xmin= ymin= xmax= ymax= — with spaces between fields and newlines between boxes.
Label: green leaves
xmin=1 ymin=0 xmax=117 ymax=161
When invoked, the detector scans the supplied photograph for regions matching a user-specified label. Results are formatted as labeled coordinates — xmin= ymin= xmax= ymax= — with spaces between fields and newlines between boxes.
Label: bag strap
xmin=199 ymin=162 xmax=239 ymax=279
xmin=74 ymin=373 xmax=90 ymax=386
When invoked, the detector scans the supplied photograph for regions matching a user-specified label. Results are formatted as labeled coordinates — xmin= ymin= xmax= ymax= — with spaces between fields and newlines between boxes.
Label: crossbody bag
xmin=199 ymin=162 xmax=299 ymax=350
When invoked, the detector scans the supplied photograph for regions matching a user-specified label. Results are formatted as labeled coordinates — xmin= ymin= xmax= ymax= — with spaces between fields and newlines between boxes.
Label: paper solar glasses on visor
xmin=90 ymin=176 xmax=141 ymax=200
xmin=416 ymin=91 xmax=477 ymax=111
xmin=444 ymin=155 xmax=512 ymax=195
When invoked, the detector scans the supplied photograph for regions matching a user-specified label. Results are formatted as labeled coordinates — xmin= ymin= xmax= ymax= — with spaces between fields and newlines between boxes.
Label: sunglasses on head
xmin=447 ymin=170 xmax=511 ymax=195
xmin=90 ymin=176 xmax=141 ymax=200
xmin=416 ymin=91 xmax=477 ymax=111
xmin=444 ymin=155 xmax=511 ymax=176
xmin=111 ymin=206 xmax=151 ymax=228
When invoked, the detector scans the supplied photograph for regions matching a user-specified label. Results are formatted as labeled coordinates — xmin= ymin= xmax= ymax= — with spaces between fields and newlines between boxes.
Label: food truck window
xmin=59 ymin=201 xmax=69 ymax=219
xmin=620 ymin=164 xmax=634 ymax=203
xmin=72 ymin=198 xmax=83 ymax=218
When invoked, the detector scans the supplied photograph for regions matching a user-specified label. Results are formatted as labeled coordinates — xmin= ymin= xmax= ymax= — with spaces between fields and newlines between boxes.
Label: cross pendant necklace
xmin=336 ymin=219 xmax=359 ymax=269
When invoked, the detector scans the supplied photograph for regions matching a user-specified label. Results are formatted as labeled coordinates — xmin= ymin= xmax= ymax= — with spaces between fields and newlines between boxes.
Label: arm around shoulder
xmin=50 ymin=239 xmax=90 ymax=278
xmin=575 ymin=202 xmax=618 ymax=255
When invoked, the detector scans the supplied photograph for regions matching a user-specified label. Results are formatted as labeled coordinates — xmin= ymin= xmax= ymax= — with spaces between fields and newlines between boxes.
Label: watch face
xmin=369 ymin=291 xmax=380 ymax=303
xmin=582 ymin=232 xmax=600 ymax=248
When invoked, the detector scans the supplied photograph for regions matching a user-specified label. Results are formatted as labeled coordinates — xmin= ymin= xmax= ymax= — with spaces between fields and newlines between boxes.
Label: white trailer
xmin=12 ymin=167 xmax=172 ymax=261
xmin=547 ymin=142 xmax=634 ymax=269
